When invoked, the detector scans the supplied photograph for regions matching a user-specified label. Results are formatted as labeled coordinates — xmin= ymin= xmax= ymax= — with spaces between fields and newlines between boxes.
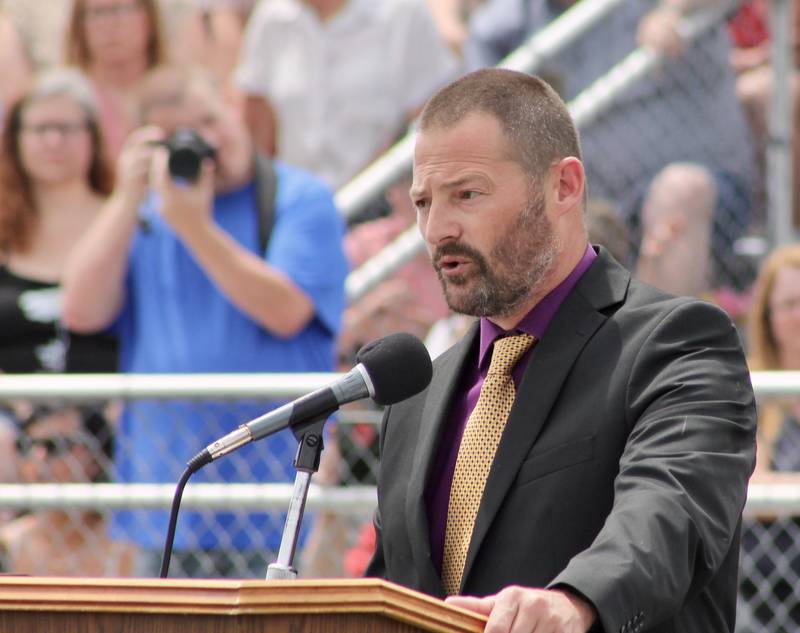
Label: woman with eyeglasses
xmin=739 ymin=244 xmax=800 ymax=631
xmin=0 ymin=70 xmax=125 ymax=576
xmin=0 ymin=405 xmax=136 ymax=576
xmin=63 ymin=0 xmax=168 ymax=161
xmin=747 ymin=245 xmax=800 ymax=472
xmin=0 ymin=68 xmax=117 ymax=377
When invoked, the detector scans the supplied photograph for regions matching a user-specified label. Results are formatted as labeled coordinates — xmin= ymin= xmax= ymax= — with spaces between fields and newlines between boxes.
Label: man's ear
xmin=552 ymin=157 xmax=585 ymax=214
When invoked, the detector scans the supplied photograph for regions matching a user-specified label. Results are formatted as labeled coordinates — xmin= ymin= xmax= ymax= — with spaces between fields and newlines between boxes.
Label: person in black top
xmin=0 ymin=68 xmax=117 ymax=375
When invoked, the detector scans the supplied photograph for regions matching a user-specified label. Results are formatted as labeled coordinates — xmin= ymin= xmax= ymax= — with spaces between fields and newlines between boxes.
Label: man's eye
xmin=414 ymin=199 xmax=429 ymax=210
xmin=460 ymin=191 xmax=479 ymax=200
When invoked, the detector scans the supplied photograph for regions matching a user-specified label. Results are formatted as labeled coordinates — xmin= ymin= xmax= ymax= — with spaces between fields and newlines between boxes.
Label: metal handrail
xmin=0 ymin=479 xmax=796 ymax=516
xmin=343 ymin=3 xmax=739 ymax=303
xmin=0 ymin=370 xmax=796 ymax=400
xmin=766 ymin=0 xmax=797 ymax=247
xmin=0 ymin=372 xmax=339 ymax=400
xmin=0 ymin=483 xmax=375 ymax=512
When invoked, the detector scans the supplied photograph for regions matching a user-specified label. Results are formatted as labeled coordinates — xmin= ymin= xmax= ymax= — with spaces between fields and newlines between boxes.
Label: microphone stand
xmin=265 ymin=415 xmax=328 ymax=579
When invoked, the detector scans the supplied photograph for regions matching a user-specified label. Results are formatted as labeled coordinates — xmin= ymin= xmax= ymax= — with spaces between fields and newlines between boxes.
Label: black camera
xmin=163 ymin=128 xmax=217 ymax=182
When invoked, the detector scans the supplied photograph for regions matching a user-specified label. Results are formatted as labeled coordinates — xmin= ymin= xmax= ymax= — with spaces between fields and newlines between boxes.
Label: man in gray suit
xmin=366 ymin=68 xmax=757 ymax=633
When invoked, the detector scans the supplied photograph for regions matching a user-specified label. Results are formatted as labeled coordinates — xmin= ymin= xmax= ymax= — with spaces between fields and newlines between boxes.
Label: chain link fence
xmin=0 ymin=393 xmax=382 ymax=580
xmin=0 ymin=374 xmax=799 ymax=632
xmin=739 ymin=515 xmax=800 ymax=632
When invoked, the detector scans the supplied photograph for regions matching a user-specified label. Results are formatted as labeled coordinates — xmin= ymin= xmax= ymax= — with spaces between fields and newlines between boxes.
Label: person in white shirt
xmin=235 ymin=0 xmax=461 ymax=190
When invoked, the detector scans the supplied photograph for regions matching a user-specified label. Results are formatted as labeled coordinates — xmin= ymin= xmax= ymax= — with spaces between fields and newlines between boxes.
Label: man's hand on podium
xmin=446 ymin=586 xmax=597 ymax=633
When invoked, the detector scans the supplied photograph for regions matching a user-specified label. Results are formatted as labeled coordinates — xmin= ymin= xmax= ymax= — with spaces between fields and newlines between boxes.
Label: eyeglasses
xmin=15 ymin=435 xmax=88 ymax=458
xmin=21 ymin=121 xmax=89 ymax=139
xmin=82 ymin=1 xmax=144 ymax=22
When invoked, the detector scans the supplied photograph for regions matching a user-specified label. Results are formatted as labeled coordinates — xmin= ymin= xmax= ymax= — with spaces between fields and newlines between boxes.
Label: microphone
xmin=196 ymin=332 xmax=432 ymax=465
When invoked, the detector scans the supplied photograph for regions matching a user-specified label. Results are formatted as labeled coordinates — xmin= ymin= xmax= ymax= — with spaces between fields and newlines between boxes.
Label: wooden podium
xmin=0 ymin=576 xmax=486 ymax=632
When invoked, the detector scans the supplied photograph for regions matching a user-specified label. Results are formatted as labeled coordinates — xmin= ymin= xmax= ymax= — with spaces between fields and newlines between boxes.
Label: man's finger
xmin=445 ymin=594 xmax=495 ymax=615
xmin=485 ymin=591 xmax=521 ymax=633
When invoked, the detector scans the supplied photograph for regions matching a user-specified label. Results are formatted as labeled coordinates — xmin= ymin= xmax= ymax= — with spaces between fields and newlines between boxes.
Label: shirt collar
xmin=477 ymin=244 xmax=597 ymax=368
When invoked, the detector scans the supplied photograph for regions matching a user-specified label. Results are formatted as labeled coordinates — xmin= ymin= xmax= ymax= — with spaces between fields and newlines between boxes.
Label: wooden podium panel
xmin=0 ymin=577 xmax=486 ymax=633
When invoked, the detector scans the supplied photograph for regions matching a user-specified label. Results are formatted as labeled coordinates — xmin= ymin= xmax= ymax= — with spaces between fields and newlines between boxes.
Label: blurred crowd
xmin=0 ymin=0 xmax=798 ymax=613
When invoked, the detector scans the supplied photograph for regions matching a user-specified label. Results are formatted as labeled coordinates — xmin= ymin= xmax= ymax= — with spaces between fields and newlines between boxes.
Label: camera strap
xmin=254 ymin=152 xmax=278 ymax=255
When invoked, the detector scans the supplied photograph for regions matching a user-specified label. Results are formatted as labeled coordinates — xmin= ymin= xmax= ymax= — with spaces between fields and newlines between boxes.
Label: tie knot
xmin=487 ymin=333 xmax=536 ymax=376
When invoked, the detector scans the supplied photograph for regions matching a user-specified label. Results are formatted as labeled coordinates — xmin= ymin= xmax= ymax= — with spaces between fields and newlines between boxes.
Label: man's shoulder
xmin=580 ymin=253 xmax=737 ymax=346
xmin=626 ymin=276 xmax=733 ymax=323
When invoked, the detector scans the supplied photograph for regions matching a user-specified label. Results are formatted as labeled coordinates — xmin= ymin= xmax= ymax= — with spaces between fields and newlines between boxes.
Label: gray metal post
xmin=767 ymin=0 xmax=797 ymax=247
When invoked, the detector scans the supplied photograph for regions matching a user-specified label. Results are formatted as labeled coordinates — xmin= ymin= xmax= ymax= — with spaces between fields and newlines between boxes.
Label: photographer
xmin=61 ymin=65 xmax=349 ymax=577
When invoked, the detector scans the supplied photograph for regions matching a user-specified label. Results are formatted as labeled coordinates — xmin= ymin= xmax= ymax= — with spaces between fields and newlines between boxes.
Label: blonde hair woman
xmin=62 ymin=0 xmax=168 ymax=160
xmin=747 ymin=244 xmax=800 ymax=472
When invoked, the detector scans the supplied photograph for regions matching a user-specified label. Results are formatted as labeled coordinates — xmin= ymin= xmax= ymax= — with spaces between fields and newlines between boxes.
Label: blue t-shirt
xmin=111 ymin=162 xmax=349 ymax=550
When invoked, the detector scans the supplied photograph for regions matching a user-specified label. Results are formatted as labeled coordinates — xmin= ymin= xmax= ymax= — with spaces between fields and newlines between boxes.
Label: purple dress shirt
xmin=425 ymin=245 xmax=597 ymax=574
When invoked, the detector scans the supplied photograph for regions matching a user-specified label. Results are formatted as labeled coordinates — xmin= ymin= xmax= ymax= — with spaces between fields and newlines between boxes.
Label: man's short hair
xmin=419 ymin=69 xmax=582 ymax=181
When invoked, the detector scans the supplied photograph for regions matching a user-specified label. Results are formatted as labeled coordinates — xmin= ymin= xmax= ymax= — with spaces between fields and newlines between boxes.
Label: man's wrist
xmin=171 ymin=208 xmax=217 ymax=248
xmin=554 ymin=588 xmax=598 ymax=631
xmin=111 ymin=188 xmax=146 ymax=219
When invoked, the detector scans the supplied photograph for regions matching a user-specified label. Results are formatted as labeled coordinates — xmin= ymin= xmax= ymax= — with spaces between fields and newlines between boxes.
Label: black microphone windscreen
xmin=356 ymin=332 xmax=432 ymax=406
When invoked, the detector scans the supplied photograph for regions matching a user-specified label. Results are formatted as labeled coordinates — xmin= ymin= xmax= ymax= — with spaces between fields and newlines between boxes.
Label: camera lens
xmin=168 ymin=146 xmax=204 ymax=182
xmin=164 ymin=129 xmax=216 ymax=183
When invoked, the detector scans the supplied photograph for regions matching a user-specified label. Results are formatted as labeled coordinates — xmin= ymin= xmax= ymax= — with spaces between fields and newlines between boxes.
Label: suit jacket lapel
xmin=405 ymin=322 xmax=480 ymax=596
xmin=460 ymin=249 xmax=630 ymax=590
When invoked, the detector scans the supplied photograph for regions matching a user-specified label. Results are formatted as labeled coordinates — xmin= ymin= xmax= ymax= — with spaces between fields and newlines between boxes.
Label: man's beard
xmin=432 ymin=190 xmax=560 ymax=318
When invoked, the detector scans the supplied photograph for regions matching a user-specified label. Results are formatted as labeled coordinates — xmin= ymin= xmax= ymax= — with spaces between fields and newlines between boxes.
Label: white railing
xmin=746 ymin=475 xmax=800 ymax=517
xmin=0 ymin=370 xmax=798 ymax=516
xmin=0 ymin=370 xmax=795 ymax=400
xmin=0 ymin=480 xmax=794 ymax=517
xmin=0 ymin=372 xmax=337 ymax=400
xmin=0 ymin=483 xmax=376 ymax=512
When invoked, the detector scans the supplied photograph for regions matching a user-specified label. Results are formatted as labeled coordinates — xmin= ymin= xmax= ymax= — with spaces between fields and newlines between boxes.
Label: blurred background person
xmin=0 ymin=69 xmax=119 ymax=542
xmin=62 ymin=65 xmax=349 ymax=578
xmin=739 ymin=243 xmax=800 ymax=632
xmin=0 ymin=405 xmax=135 ymax=576
xmin=0 ymin=0 xmax=68 ymax=72
xmin=424 ymin=0 xmax=486 ymax=57
xmin=172 ymin=0 xmax=257 ymax=91
xmin=235 ymin=0 xmax=460 ymax=191
xmin=63 ymin=0 xmax=169 ymax=161
xmin=0 ymin=68 xmax=117 ymax=376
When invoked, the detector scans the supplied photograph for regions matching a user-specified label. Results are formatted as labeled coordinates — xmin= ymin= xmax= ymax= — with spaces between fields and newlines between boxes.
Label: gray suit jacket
xmin=367 ymin=248 xmax=756 ymax=633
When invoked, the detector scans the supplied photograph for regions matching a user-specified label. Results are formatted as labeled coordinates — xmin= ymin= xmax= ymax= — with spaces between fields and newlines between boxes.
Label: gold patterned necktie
xmin=441 ymin=332 xmax=537 ymax=596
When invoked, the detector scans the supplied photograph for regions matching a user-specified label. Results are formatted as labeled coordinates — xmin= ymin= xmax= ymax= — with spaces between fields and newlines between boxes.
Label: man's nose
xmin=419 ymin=200 xmax=460 ymax=247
